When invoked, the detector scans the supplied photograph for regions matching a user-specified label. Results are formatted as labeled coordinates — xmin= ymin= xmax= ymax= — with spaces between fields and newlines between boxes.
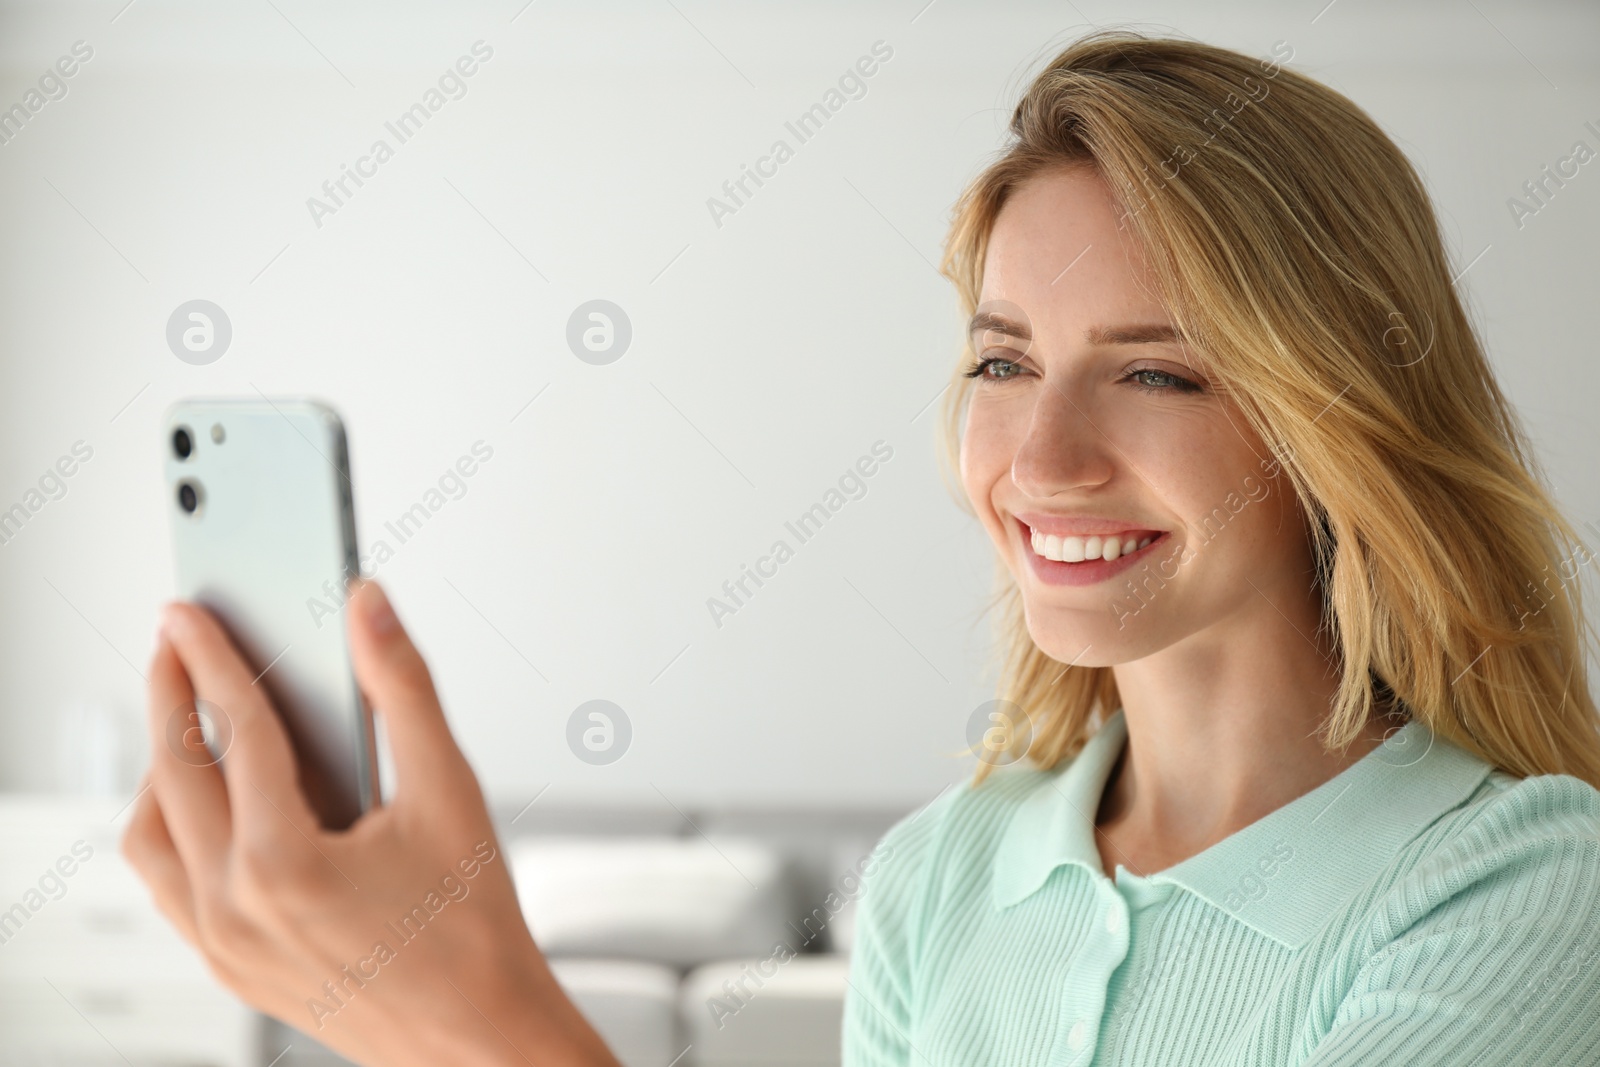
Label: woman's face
xmin=960 ymin=165 xmax=1312 ymax=666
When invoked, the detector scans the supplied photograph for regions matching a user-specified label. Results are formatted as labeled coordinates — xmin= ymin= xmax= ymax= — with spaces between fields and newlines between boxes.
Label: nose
xmin=1009 ymin=382 xmax=1115 ymax=500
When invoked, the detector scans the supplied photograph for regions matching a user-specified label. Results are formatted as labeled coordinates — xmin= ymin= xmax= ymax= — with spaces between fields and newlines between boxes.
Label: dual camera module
xmin=171 ymin=422 xmax=223 ymax=515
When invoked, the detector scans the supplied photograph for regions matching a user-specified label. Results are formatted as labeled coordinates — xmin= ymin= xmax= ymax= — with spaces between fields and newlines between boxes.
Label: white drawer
xmin=0 ymin=976 xmax=259 ymax=1067
xmin=0 ymin=901 xmax=216 ymax=981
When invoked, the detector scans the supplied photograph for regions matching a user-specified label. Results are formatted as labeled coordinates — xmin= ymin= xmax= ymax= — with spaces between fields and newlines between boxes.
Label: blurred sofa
xmin=0 ymin=795 xmax=907 ymax=1067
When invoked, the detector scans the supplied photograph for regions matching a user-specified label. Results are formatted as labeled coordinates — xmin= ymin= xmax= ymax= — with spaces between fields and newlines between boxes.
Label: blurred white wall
xmin=0 ymin=0 xmax=1595 ymax=808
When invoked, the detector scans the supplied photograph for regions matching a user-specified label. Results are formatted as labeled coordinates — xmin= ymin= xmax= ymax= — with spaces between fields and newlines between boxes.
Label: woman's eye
xmin=963 ymin=354 xmax=1025 ymax=382
xmin=1122 ymin=367 xmax=1202 ymax=394
xmin=963 ymin=358 xmax=1204 ymax=393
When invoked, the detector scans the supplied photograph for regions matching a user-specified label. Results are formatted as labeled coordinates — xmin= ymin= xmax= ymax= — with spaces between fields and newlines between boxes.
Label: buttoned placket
xmin=1049 ymin=864 xmax=1177 ymax=1067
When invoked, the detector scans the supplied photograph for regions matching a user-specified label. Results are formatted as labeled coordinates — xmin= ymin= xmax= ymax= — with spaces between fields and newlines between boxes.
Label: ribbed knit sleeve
xmin=1298 ymin=773 xmax=1600 ymax=1066
xmin=841 ymin=781 xmax=965 ymax=1066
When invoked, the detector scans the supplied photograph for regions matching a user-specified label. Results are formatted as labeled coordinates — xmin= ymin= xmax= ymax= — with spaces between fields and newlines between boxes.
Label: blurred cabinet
xmin=0 ymin=795 xmax=260 ymax=1067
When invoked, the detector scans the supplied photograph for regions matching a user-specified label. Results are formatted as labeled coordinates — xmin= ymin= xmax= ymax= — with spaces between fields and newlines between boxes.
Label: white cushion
xmin=680 ymin=954 xmax=848 ymax=1065
xmin=509 ymin=836 xmax=792 ymax=967
xmin=547 ymin=958 xmax=683 ymax=1067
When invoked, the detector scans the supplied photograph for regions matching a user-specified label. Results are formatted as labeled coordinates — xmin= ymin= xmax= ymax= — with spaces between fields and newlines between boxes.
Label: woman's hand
xmin=121 ymin=580 xmax=620 ymax=1067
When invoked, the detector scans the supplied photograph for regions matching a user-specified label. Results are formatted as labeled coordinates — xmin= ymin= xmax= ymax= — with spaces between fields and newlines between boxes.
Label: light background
xmin=0 ymin=0 xmax=1595 ymax=809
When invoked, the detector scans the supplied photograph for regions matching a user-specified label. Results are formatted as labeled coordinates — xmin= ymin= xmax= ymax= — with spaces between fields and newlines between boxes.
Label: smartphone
xmin=163 ymin=397 xmax=378 ymax=830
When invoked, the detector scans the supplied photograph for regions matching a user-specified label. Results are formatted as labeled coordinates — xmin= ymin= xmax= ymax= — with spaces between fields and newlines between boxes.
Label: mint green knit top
xmin=842 ymin=708 xmax=1600 ymax=1065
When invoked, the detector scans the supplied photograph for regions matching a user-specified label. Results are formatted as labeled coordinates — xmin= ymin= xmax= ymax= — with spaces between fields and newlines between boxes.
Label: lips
xmin=1019 ymin=520 xmax=1167 ymax=558
xmin=1013 ymin=516 xmax=1172 ymax=588
xmin=1013 ymin=511 xmax=1166 ymax=539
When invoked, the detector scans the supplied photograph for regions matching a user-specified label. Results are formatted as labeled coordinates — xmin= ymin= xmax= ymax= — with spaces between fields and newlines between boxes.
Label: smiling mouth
xmin=1019 ymin=522 xmax=1169 ymax=564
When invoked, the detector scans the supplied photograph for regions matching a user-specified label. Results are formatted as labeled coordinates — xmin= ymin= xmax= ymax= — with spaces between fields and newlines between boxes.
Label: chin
xmin=1022 ymin=604 xmax=1150 ymax=669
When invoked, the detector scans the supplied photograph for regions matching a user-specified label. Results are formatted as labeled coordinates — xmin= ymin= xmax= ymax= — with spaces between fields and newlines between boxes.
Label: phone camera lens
xmin=176 ymin=481 xmax=200 ymax=514
xmin=172 ymin=427 xmax=193 ymax=460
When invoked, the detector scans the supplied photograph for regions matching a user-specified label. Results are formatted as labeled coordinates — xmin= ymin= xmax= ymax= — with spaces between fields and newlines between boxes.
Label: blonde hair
xmin=942 ymin=29 xmax=1600 ymax=788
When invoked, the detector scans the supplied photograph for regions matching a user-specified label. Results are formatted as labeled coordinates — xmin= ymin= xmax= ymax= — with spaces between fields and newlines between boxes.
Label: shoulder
xmin=1362 ymin=768 xmax=1600 ymax=954
xmin=1301 ymin=770 xmax=1600 ymax=1064
xmin=1425 ymin=769 xmax=1600 ymax=880
xmin=858 ymin=760 xmax=1061 ymax=926
xmin=1320 ymin=772 xmax=1600 ymax=1058
xmin=1462 ymin=767 xmax=1600 ymax=829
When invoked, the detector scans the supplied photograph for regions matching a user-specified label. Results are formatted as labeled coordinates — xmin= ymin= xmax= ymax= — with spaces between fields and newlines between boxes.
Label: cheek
xmin=960 ymin=396 xmax=1021 ymax=517
xmin=1083 ymin=400 xmax=1216 ymax=504
xmin=1122 ymin=427 xmax=1226 ymax=514
xmin=1126 ymin=419 xmax=1293 ymax=558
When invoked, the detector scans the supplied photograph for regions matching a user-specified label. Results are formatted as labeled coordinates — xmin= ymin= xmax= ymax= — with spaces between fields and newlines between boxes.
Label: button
xmin=1106 ymin=907 xmax=1124 ymax=934
xmin=1067 ymin=1021 xmax=1087 ymax=1051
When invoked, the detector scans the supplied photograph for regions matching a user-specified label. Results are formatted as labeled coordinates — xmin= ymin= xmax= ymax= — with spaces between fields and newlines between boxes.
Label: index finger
xmin=145 ymin=629 xmax=231 ymax=890
xmin=160 ymin=601 xmax=320 ymax=848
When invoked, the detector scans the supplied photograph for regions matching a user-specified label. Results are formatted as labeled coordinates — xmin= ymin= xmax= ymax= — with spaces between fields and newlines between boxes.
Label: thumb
xmin=345 ymin=580 xmax=472 ymax=796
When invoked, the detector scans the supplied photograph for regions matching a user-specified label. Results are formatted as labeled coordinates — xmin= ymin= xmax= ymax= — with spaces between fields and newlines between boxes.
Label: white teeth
xmin=1029 ymin=529 xmax=1160 ymax=564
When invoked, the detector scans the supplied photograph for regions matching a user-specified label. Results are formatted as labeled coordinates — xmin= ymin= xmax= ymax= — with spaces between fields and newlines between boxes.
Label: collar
xmin=991 ymin=707 xmax=1494 ymax=949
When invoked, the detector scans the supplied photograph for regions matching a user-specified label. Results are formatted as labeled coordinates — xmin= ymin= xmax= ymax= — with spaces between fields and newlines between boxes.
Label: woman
xmin=123 ymin=29 xmax=1600 ymax=1067
xmin=843 ymin=28 xmax=1600 ymax=1066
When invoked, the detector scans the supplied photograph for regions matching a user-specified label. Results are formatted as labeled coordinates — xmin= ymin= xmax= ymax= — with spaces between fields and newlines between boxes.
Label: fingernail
xmin=159 ymin=602 xmax=185 ymax=638
xmin=364 ymin=583 xmax=398 ymax=634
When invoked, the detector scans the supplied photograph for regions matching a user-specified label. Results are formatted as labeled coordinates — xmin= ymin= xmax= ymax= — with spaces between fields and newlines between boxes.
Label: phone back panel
xmin=164 ymin=398 xmax=376 ymax=829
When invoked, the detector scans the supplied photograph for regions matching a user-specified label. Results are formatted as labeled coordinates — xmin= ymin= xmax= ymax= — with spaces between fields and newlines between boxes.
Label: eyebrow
xmin=1085 ymin=322 xmax=1181 ymax=346
xmin=967 ymin=313 xmax=1180 ymax=347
